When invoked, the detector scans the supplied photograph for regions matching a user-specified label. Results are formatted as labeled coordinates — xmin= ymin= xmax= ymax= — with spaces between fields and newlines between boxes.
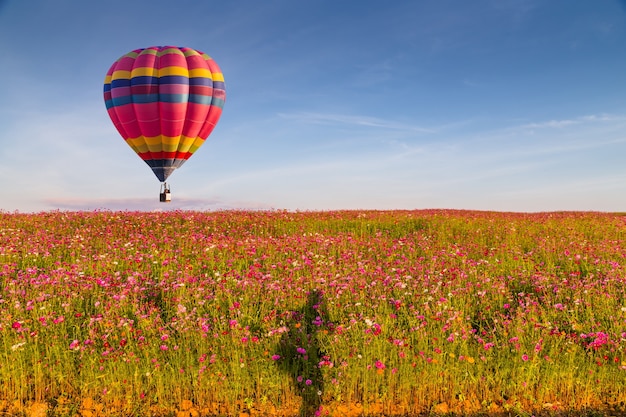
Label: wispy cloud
xmin=277 ymin=112 xmax=435 ymax=133
xmin=518 ymin=113 xmax=626 ymax=129
xmin=41 ymin=196 xmax=273 ymax=212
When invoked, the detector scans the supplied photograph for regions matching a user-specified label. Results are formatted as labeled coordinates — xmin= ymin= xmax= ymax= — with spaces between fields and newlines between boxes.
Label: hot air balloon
xmin=103 ymin=46 xmax=226 ymax=202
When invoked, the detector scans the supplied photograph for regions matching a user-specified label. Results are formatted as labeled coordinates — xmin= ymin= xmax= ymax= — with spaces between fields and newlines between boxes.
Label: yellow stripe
xmin=144 ymin=136 xmax=163 ymax=152
xmin=104 ymin=75 xmax=112 ymax=84
xmin=126 ymin=137 xmax=149 ymax=154
xmin=188 ymin=137 xmax=205 ymax=154
xmin=158 ymin=47 xmax=184 ymax=56
xmin=177 ymin=136 xmax=196 ymax=153
xmin=162 ymin=136 xmax=180 ymax=152
xmin=212 ymin=73 xmax=224 ymax=82
xmin=131 ymin=66 xmax=158 ymax=77
xmin=144 ymin=136 xmax=162 ymax=146
xmin=188 ymin=68 xmax=212 ymax=78
xmin=127 ymin=136 xmax=209 ymax=154
xmin=138 ymin=49 xmax=157 ymax=56
xmin=159 ymin=66 xmax=190 ymax=77
xmin=112 ymin=70 xmax=131 ymax=80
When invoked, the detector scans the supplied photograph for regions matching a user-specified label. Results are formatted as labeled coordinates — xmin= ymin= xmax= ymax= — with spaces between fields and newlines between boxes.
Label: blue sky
xmin=1 ymin=0 xmax=626 ymax=212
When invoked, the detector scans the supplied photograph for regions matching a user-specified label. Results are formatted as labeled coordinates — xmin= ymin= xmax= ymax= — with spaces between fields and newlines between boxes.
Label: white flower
xmin=11 ymin=342 xmax=26 ymax=351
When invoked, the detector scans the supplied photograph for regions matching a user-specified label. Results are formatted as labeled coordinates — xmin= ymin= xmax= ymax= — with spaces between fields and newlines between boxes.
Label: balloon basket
xmin=159 ymin=183 xmax=171 ymax=203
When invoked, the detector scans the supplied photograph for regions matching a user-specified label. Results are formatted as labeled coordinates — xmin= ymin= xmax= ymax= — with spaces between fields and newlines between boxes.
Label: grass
xmin=0 ymin=209 xmax=625 ymax=416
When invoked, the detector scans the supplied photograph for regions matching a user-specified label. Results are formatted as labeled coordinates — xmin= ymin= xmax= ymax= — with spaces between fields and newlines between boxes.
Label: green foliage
xmin=0 ymin=209 xmax=625 ymax=415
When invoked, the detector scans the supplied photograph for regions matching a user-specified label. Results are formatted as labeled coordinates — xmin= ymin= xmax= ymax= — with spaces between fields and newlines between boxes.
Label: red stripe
xmin=131 ymin=85 xmax=159 ymax=95
xmin=138 ymin=151 xmax=193 ymax=160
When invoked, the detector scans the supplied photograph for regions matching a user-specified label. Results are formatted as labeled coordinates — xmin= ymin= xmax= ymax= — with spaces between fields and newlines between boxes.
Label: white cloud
xmin=518 ymin=113 xmax=626 ymax=130
xmin=40 ymin=196 xmax=271 ymax=212
xmin=277 ymin=112 xmax=435 ymax=133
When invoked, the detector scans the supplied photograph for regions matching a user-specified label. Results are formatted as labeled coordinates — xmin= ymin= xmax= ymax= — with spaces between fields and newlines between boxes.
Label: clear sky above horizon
xmin=1 ymin=0 xmax=626 ymax=213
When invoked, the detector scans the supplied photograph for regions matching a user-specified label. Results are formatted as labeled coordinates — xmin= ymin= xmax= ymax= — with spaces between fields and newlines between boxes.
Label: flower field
xmin=1 ymin=209 xmax=626 ymax=417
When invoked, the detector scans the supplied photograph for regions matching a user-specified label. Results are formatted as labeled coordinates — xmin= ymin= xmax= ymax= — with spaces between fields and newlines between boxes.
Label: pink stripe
xmin=157 ymin=50 xmax=187 ymax=69
xmin=198 ymin=107 xmax=222 ymax=138
xmin=112 ymin=104 xmax=142 ymax=138
xmin=114 ymin=56 xmax=136 ymax=72
xmin=134 ymin=103 xmax=161 ymax=137
xmin=159 ymin=84 xmax=189 ymax=95
xmin=160 ymin=103 xmax=187 ymax=136
xmin=186 ymin=53 xmax=208 ymax=70
xmin=110 ymin=85 xmax=130 ymax=99
xmin=182 ymin=102 xmax=211 ymax=138
xmin=134 ymin=51 xmax=157 ymax=70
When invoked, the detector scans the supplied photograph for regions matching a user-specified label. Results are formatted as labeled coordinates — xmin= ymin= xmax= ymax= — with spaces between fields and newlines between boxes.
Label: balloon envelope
xmin=103 ymin=46 xmax=226 ymax=182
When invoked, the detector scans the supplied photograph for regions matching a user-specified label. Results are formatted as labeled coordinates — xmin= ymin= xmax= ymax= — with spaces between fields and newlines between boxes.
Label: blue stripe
xmin=159 ymin=93 xmax=188 ymax=103
xmin=158 ymin=75 xmax=189 ymax=85
xmin=189 ymin=94 xmax=213 ymax=105
xmin=108 ymin=93 xmax=191 ymax=105
xmin=131 ymin=94 xmax=160 ymax=104
xmin=103 ymin=84 xmax=111 ymax=93
xmin=146 ymin=159 xmax=186 ymax=168
xmin=213 ymin=81 xmax=225 ymax=90
xmin=211 ymin=97 xmax=225 ymax=108
xmin=189 ymin=77 xmax=212 ymax=86
xmin=129 ymin=76 xmax=189 ymax=85
xmin=111 ymin=78 xmax=131 ymax=88
xmin=111 ymin=95 xmax=133 ymax=107
xmin=131 ymin=76 xmax=158 ymax=85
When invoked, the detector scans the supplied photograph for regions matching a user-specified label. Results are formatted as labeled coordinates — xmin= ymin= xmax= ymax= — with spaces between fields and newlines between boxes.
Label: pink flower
xmin=271 ymin=355 xmax=281 ymax=361
xmin=522 ymin=354 xmax=529 ymax=361
xmin=69 ymin=340 xmax=80 ymax=350
xmin=11 ymin=322 xmax=21 ymax=330
xmin=375 ymin=360 xmax=386 ymax=370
